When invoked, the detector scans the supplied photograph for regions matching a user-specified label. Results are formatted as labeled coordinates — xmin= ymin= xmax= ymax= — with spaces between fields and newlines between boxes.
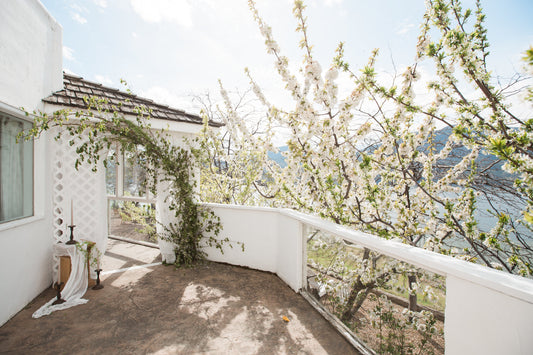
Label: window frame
xmin=106 ymin=144 xmax=154 ymax=204
xmin=105 ymin=144 xmax=156 ymax=237
xmin=0 ymin=102 xmax=34 ymax=225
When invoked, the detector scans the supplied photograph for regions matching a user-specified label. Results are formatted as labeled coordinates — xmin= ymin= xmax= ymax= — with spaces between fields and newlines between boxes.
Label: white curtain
xmin=0 ymin=114 xmax=28 ymax=222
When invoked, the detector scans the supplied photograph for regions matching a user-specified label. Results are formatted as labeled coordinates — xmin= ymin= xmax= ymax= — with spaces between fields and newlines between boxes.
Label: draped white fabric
xmin=32 ymin=243 xmax=89 ymax=318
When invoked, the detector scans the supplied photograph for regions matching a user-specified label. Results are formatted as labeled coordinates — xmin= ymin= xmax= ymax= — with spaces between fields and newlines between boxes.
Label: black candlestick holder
xmin=92 ymin=268 xmax=103 ymax=290
xmin=66 ymin=225 xmax=78 ymax=245
xmin=52 ymin=282 xmax=66 ymax=305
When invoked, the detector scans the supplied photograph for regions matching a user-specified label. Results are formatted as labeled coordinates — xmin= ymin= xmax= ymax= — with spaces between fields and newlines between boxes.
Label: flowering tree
xmin=208 ymin=0 xmax=532 ymax=273
xmin=367 ymin=0 xmax=533 ymax=274
xmin=192 ymin=90 xmax=277 ymax=206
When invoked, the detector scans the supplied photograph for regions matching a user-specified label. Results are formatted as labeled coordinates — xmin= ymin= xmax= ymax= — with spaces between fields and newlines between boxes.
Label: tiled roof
xmin=43 ymin=72 xmax=223 ymax=127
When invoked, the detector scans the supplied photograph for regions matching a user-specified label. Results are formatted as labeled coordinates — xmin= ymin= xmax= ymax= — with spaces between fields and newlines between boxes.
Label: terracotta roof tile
xmin=43 ymin=72 xmax=222 ymax=127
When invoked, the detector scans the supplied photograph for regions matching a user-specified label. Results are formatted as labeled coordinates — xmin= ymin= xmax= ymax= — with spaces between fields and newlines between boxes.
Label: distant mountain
xmin=432 ymin=126 xmax=515 ymax=182
xmin=266 ymin=127 xmax=515 ymax=183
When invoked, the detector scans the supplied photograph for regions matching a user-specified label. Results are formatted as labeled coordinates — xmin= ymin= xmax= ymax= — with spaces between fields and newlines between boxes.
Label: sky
xmin=41 ymin=0 xmax=533 ymax=115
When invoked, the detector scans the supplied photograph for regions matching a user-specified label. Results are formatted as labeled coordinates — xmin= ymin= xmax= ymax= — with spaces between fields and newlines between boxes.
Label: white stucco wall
xmin=203 ymin=205 xmax=280 ymax=272
xmin=0 ymin=0 xmax=62 ymax=110
xmin=0 ymin=0 xmax=62 ymax=326
xmin=202 ymin=204 xmax=305 ymax=291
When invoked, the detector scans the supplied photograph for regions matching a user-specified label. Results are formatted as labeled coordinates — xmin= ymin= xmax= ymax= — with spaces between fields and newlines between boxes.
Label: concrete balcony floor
xmin=0 ymin=239 xmax=358 ymax=354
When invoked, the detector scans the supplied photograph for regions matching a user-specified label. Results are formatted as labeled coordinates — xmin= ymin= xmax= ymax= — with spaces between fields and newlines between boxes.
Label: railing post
xmin=275 ymin=212 xmax=304 ymax=292
xmin=445 ymin=275 xmax=533 ymax=355
xmin=301 ymin=223 xmax=308 ymax=292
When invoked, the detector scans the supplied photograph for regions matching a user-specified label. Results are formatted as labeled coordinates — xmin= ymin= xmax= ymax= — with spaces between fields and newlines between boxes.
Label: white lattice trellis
xmin=51 ymin=130 xmax=108 ymax=277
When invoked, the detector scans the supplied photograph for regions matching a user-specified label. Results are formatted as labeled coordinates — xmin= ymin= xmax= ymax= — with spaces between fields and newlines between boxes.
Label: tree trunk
xmin=340 ymin=280 xmax=367 ymax=322
xmin=340 ymin=248 xmax=371 ymax=323
xmin=351 ymin=286 xmax=372 ymax=316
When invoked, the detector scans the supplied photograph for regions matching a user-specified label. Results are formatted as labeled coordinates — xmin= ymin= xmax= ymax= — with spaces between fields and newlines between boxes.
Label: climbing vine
xmin=75 ymin=240 xmax=101 ymax=270
xmin=22 ymin=94 xmax=227 ymax=267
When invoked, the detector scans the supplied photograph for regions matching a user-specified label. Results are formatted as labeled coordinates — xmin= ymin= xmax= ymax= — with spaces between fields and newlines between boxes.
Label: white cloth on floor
xmin=32 ymin=243 xmax=89 ymax=318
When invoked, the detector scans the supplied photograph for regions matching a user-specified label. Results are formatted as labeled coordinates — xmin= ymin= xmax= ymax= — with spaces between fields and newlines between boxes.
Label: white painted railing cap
xmin=202 ymin=203 xmax=533 ymax=304
xmin=280 ymin=208 xmax=533 ymax=304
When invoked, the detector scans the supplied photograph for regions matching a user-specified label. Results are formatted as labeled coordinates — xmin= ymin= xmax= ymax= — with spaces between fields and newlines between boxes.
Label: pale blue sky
xmin=41 ymin=0 xmax=533 ymax=113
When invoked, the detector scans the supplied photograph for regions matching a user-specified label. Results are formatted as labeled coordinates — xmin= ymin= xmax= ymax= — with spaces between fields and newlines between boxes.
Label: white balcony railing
xmin=202 ymin=203 xmax=533 ymax=355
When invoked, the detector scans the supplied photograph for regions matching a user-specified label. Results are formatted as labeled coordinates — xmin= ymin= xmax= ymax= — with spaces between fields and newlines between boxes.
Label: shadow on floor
xmin=0 ymin=240 xmax=359 ymax=354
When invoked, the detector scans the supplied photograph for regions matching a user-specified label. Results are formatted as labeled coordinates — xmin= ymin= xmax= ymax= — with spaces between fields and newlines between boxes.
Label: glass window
xmin=123 ymin=151 xmax=146 ymax=197
xmin=105 ymin=144 xmax=155 ymax=242
xmin=107 ymin=199 xmax=156 ymax=243
xmin=106 ymin=145 xmax=149 ymax=199
xmin=106 ymin=146 xmax=117 ymax=196
xmin=0 ymin=112 xmax=33 ymax=223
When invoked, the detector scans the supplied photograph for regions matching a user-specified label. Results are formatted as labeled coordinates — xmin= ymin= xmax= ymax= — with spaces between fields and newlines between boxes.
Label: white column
xmin=156 ymin=177 xmax=176 ymax=264
xmin=154 ymin=130 xmax=186 ymax=264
